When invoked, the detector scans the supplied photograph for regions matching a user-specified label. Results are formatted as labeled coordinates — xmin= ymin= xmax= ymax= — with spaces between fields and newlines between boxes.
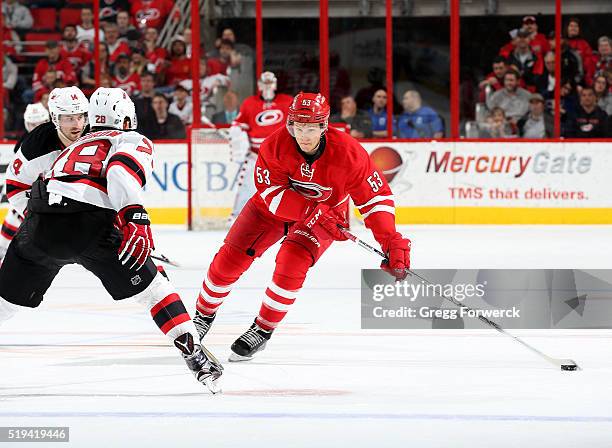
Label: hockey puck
xmin=561 ymin=364 xmax=578 ymax=371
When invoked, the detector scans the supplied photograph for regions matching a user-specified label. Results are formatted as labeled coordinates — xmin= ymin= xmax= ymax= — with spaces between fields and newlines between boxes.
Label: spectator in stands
xmin=3 ymin=55 xmax=18 ymax=93
xmin=77 ymin=7 xmax=104 ymax=51
xmin=104 ymin=22 xmax=131 ymax=64
xmin=478 ymin=56 xmax=508 ymax=103
xmin=163 ymin=35 xmax=191 ymax=86
xmin=183 ymin=28 xmax=192 ymax=57
xmin=560 ymin=79 xmax=578 ymax=134
xmin=210 ymin=28 xmax=252 ymax=61
xmin=144 ymin=93 xmax=185 ymax=139
xmin=61 ymin=25 xmax=92 ymax=74
xmin=594 ymin=36 xmax=612 ymax=81
xmin=535 ymin=51 xmax=556 ymax=105
xmin=100 ymin=73 xmax=113 ymax=88
xmin=499 ymin=29 xmax=519 ymax=60
xmin=168 ymin=84 xmax=192 ymax=125
xmin=100 ymin=0 xmax=130 ymax=21
xmin=506 ymin=29 xmax=543 ymax=89
xmin=2 ymin=0 xmax=33 ymax=34
xmin=479 ymin=107 xmax=516 ymax=138
xmin=565 ymin=18 xmax=595 ymax=84
xmin=142 ymin=27 xmax=167 ymax=76
xmin=368 ymin=89 xmax=391 ymax=137
xmin=331 ymin=95 xmax=372 ymax=138
xmin=112 ymin=54 xmax=141 ymax=96
xmin=564 ymin=86 xmax=608 ymax=138
xmin=521 ymin=16 xmax=550 ymax=55
xmin=80 ymin=42 xmax=110 ymax=93
xmin=131 ymin=0 xmax=177 ymax=30
xmin=207 ymin=39 xmax=241 ymax=76
xmin=133 ymin=71 xmax=156 ymax=134
xmin=212 ymin=90 xmax=239 ymax=125
xmin=130 ymin=49 xmax=147 ymax=76
xmin=486 ymin=70 xmax=531 ymax=123
xmin=396 ymin=90 xmax=444 ymax=139
xmin=179 ymin=56 xmax=231 ymax=117
xmin=517 ymin=93 xmax=553 ymax=138
xmin=593 ymin=74 xmax=612 ymax=116
xmin=116 ymin=10 xmax=141 ymax=46
xmin=32 ymin=41 xmax=77 ymax=93
xmin=547 ymin=31 xmax=583 ymax=85
xmin=355 ymin=67 xmax=399 ymax=112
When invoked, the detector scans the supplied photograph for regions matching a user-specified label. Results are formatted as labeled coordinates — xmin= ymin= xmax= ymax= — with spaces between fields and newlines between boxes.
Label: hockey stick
xmin=151 ymin=253 xmax=181 ymax=268
xmin=338 ymin=226 xmax=581 ymax=371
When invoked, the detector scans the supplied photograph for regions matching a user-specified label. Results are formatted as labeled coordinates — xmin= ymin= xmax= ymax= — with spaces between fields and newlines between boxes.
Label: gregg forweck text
xmin=361 ymin=269 xmax=612 ymax=330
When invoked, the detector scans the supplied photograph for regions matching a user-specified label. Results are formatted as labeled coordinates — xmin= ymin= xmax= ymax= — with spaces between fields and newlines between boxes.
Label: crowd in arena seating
xmin=471 ymin=16 xmax=611 ymax=138
xmin=1 ymin=0 xmax=253 ymax=140
xmin=1 ymin=2 xmax=610 ymax=140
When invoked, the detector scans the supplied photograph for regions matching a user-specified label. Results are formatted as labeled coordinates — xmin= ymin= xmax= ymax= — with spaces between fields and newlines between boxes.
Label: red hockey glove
xmin=304 ymin=204 xmax=349 ymax=242
xmin=381 ymin=232 xmax=411 ymax=280
xmin=117 ymin=205 xmax=154 ymax=270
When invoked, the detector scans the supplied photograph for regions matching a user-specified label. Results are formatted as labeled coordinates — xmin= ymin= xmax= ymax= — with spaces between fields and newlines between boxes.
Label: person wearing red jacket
xmin=163 ymin=35 xmax=191 ymax=86
xmin=522 ymin=16 xmax=550 ymax=55
xmin=192 ymin=92 xmax=411 ymax=361
xmin=32 ymin=41 xmax=77 ymax=92
xmin=566 ymin=18 xmax=595 ymax=84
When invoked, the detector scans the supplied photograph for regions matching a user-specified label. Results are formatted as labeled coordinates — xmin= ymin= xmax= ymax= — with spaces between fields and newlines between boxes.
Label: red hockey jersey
xmin=253 ymin=126 xmax=397 ymax=245
xmin=232 ymin=93 xmax=293 ymax=152
xmin=131 ymin=0 xmax=175 ymax=29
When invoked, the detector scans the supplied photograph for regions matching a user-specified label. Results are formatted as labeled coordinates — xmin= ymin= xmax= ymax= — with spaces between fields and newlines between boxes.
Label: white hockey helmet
xmin=48 ymin=86 xmax=89 ymax=130
xmin=24 ymin=102 xmax=50 ymax=132
xmin=88 ymin=87 xmax=137 ymax=130
xmin=258 ymin=71 xmax=277 ymax=102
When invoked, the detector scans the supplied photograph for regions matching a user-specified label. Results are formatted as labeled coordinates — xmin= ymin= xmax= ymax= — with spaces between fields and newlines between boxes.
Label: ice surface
xmin=1 ymin=225 xmax=612 ymax=447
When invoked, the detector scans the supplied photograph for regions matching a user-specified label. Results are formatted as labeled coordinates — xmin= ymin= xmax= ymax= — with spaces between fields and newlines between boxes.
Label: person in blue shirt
xmin=368 ymin=89 xmax=393 ymax=137
xmin=396 ymin=90 xmax=444 ymax=139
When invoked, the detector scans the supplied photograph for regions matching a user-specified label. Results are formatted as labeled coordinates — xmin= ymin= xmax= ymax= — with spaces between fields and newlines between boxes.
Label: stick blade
xmin=559 ymin=359 xmax=581 ymax=371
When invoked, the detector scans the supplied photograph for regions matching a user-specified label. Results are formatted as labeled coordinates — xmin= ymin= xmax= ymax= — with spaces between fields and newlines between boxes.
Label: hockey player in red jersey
xmin=228 ymin=71 xmax=294 ymax=218
xmin=195 ymin=92 xmax=411 ymax=361
xmin=0 ymin=88 xmax=222 ymax=391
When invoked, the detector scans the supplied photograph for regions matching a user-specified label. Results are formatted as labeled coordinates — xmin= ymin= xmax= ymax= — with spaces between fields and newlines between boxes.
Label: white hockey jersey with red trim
xmin=232 ymin=93 xmax=293 ymax=152
xmin=253 ymin=126 xmax=397 ymax=245
xmin=46 ymin=129 xmax=154 ymax=212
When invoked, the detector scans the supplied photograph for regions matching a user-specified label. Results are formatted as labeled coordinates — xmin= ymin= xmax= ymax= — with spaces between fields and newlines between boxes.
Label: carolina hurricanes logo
xmin=136 ymin=9 xmax=161 ymax=22
xmin=255 ymin=109 xmax=284 ymax=127
xmin=289 ymin=177 xmax=333 ymax=201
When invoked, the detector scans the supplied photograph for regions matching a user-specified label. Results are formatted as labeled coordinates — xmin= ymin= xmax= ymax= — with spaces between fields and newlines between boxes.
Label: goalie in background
xmin=228 ymin=71 xmax=293 ymax=220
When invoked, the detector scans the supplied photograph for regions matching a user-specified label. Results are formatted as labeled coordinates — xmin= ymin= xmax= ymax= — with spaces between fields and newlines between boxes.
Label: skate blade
xmin=228 ymin=352 xmax=253 ymax=362
xmin=202 ymin=376 xmax=222 ymax=394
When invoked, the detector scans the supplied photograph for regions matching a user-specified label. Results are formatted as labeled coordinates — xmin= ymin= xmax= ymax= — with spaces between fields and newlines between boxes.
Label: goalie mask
xmin=89 ymin=87 xmax=137 ymax=130
xmin=286 ymin=92 xmax=330 ymax=137
xmin=258 ymin=71 xmax=277 ymax=102
xmin=48 ymin=86 xmax=89 ymax=131
xmin=24 ymin=103 xmax=50 ymax=132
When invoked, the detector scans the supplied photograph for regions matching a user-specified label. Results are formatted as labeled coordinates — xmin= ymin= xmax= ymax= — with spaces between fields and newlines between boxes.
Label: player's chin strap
xmin=337 ymin=225 xmax=581 ymax=372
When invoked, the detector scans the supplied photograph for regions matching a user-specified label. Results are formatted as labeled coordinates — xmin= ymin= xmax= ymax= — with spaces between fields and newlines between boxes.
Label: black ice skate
xmin=193 ymin=310 xmax=216 ymax=342
xmin=229 ymin=320 xmax=273 ymax=362
xmin=174 ymin=333 xmax=223 ymax=393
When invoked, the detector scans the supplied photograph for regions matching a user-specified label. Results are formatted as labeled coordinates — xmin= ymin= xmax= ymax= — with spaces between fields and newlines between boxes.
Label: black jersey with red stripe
xmin=46 ymin=128 xmax=154 ymax=213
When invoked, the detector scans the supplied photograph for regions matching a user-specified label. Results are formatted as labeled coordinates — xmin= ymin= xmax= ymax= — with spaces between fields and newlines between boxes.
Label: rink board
xmin=0 ymin=141 xmax=610 ymax=224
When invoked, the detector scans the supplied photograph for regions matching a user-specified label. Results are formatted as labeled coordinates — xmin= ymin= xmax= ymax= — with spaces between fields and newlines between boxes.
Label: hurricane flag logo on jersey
xmin=255 ymin=109 xmax=284 ymax=127
xmin=300 ymin=163 xmax=315 ymax=180
xmin=289 ymin=177 xmax=333 ymax=201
